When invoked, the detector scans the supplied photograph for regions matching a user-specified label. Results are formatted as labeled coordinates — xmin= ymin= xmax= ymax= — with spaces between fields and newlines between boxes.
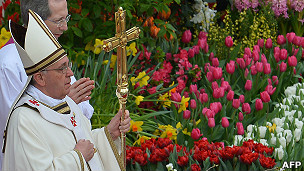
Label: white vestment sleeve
xmin=2 ymin=107 xmax=84 ymax=171
xmin=70 ymin=76 xmax=94 ymax=119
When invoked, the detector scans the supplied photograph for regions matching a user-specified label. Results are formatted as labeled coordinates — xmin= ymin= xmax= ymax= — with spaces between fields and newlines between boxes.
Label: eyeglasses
xmin=47 ymin=14 xmax=71 ymax=27
xmin=42 ymin=62 xmax=72 ymax=74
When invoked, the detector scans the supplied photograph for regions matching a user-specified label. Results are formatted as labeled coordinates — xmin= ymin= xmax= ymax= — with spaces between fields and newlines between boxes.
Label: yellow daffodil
xmin=85 ymin=41 xmax=95 ymax=51
xmin=93 ymin=38 xmax=104 ymax=54
xmin=133 ymin=135 xmax=151 ymax=146
xmin=102 ymin=60 xmax=109 ymax=65
xmin=135 ymin=96 xmax=144 ymax=105
xmin=158 ymin=93 xmax=171 ymax=108
xmin=154 ymin=124 xmax=177 ymax=141
xmin=130 ymin=71 xmax=150 ymax=87
xmin=0 ymin=27 xmax=11 ymax=47
xmin=110 ymin=54 xmax=117 ymax=69
xmin=129 ymin=120 xmax=143 ymax=132
xmin=266 ymin=123 xmax=276 ymax=133
xmin=178 ymin=96 xmax=190 ymax=113
xmin=182 ymin=128 xmax=191 ymax=136
xmin=126 ymin=42 xmax=137 ymax=56
xmin=176 ymin=122 xmax=191 ymax=136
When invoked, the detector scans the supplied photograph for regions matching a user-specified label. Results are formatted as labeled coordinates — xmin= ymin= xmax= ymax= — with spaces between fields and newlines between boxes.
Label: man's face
xmin=43 ymin=56 xmax=74 ymax=99
xmin=44 ymin=0 xmax=68 ymax=39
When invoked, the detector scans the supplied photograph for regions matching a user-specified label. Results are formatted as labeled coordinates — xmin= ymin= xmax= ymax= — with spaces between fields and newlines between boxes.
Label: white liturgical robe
xmin=2 ymin=88 xmax=121 ymax=171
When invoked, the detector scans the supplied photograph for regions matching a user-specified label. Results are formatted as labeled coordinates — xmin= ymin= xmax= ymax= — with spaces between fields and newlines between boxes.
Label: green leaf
xmin=81 ymin=8 xmax=90 ymax=17
xmin=93 ymin=5 xmax=101 ymax=18
xmin=72 ymin=27 xmax=83 ymax=38
xmin=82 ymin=18 xmax=94 ymax=32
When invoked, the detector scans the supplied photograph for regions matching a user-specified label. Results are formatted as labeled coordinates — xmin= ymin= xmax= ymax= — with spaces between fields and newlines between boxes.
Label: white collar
xmin=26 ymin=84 xmax=66 ymax=107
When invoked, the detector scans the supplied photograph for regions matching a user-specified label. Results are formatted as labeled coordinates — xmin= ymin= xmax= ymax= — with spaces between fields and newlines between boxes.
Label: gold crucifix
xmin=103 ymin=7 xmax=140 ymax=171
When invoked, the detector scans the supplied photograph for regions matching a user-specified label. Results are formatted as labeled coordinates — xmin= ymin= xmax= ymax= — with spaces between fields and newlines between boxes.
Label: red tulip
xmin=208 ymin=118 xmax=215 ymax=128
xmin=198 ymin=31 xmax=208 ymax=39
xmin=292 ymin=36 xmax=301 ymax=46
xmin=227 ymin=90 xmax=234 ymax=101
xmin=225 ymin=36 xmax=233 ymax=47
xmin=221 ymin=117 xmax=229 ymax=128
xmin=206 ymin=109 xmax=215 ymax=118
xmin=255 ymin=99 xmax=263 ymax=111
xmin=238 ymin=112 xmax=244 ymax=121
xmin=263 ymin=63 xmax=271 ymax=74
xmin=197 ymin=38 xmax=207 ymax=50
xmin=242 ymin=103 xmax=251 ymax=114
xmin=206 ymin=71 xmax=213 ymax=82
xmin=181 ymin=30 xmax=192 ymax=44
xmin=260 ymin=91 xmax=270 ymax=103
xmin=211 ymin=81 xmax=218 ymax=90
xmin=280 ymin=49 xmax=288 ymax=60
xmin=232 ymin=99 xmax=240 ymax=109
xmin=191 ymin=128 xmax=203 ymax=140
xmin=245 ymin=80 xmax=252 ymax=91
xmin=279 ymin=62 xmax=287 ymax=72
xmin=199 ymin=93 xmax=208 ymax=103
xmin=288 ymin=56 xmax=297 ymax=67
xmin=183 ymin=110 xmax=191 ymax=119
xmin=265 ymin=38 xmax=273 ymax=49
xmin=190 ymin=99 xmax=197 ymax=109
xmin=274 ymin=52 xmax=280 ymax=62
xmin=236 ymin=122 xmax=244 ymax=135
xmin=188 ymin=48 xmax=195 ymax=58
xmin=226 ymin=61 xmax=235 ymax=74
xmin=257 ymin=39 xmax=264 ymax=48
xmin=277 ymin=35 xmax=286 ymax=45
xmin=212 ymin=67 xmax=222 ymax=80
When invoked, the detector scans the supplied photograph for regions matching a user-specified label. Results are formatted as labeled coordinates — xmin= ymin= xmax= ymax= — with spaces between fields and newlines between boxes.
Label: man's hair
xmin=20 ymin=0 xmax=51 ymax=26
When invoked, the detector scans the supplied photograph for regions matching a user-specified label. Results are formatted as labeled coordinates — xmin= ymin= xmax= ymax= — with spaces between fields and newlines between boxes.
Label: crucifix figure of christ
xmin=102 ymin=7 xmax=140 ymax=171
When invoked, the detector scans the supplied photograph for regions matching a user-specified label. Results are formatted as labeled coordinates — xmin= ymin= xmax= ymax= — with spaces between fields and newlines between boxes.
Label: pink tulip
xmin=265 ymin=38 xmax=273 ymax=49
xmin=252 ymin=50 xmax=259 ymax=62
xmin=263 ymin=63 xmax=271 ymax=74
xmin=199 ymin=93 xmax=208 ymax=103
xmin=242 ymin=103 xmax=251 ymax=114
xmin=190 ymin=84 xmax=198 ymax=94
xmin=209 ymin=52 xmax=214 ymax=61
xmin=238 ymin=112 xmax=244 ymax=121
xmin=265 ymin=85 xmax=276 ymax=95
xmin=261 ymin=54 xmax=267 ymax=64
xmin=198 ymin=31 xmax=208 ymax=39
xmin=245 ymin=80 xmax=252 ymax=91
xmin=183 ymin=110 xmax=191 ymax=119
xmin=277 ymin=35 xmax=286 ymax=45
xmin=226 ymin=61 xmax=235 ymax=74
xmin=257 ymin=39 xmax=264 ymax=48
xmin=280 ymin=62 xmax=287 ymax=72
xmin=171 ymin=92 xmax=181 ymax=102
xmin=191 ymin=128 xmax=203 ymax=140
xmin=208 ymin=118 xmax=215 ymax=128
xmin=286 ymin=32 xmax=295 ymax=43
xmin=221 ymin=80 xmax=231 ymax=91
xmin=212 ymin=58 xmax=219 ymax=67
xmin=190 ymin=99 xmax=197 ymax=109
xmin=225 ymin=36 xmax=233 ymax=47
xmin=236 ymin=122 xmax=244 ymax=135
xmin=288 ymin=56 xmax=297 ymax=67
xmin=293 ymin=36 xmax=301 ymax=46
xmin=210 ymin=102 xmax=222 ymax=114
xmin=221 ymin=117 xmax=229 ymax=128
xmin=197 ymin=38 xmax=207 ymax=50
xmin=255 ymin=62 xmax=263 ymax=72
xmin=236 ymin=58 xmax=246 ymax=69
xmin=206 ymin=71 xmax=213 ymax=82
xmin=213 ymin=87 xmax=225 ymax=99
xmin=202 ymin=107 xmax=208 ymax=115
xmin=182 ymin=30 xmax=192 ymax=44
xmin=232 ymin=99 xmax=240 ymax=109
xmin=255 ymin=99 xmax=263 ymax=111
xmin=280 ymin=49 xmax=288 ymax=60
xmin=260 ymin=91 xmax=270 ymax=103
xmin=188 ymin=48 xmax=195 ymax=58
xmin=253 ymin=45 xmax=260 ymax=53
xmin=272 ymin=76 xmax=279 ymax=85
xmin=244 ymin=68 xmax=249 ymax=78
xmin=212 ymin=67 xmax=222 ymax=80
xmin=239 ymin=95 xmax=245 ymax=103
xmin=227 ymin=90 xmax=234 ymax=101
xmin=244 ymin=47 xmax=252 ymax=57
xmin=206 ymin=109 xmax=215 ymax=118
xmin=250 ymin=65 xmax=257 ymax=75
xmin=211 ymin=81 xmax=219 ymax=90
xmin=301 ymin=37 xmax=304 ymax=48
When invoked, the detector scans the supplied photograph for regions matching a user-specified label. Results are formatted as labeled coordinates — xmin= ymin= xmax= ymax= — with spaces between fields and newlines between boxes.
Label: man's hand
xmin=68 ymin=78 xmax=94 ymax=104
xmin=107 ymin=110 xmax=131 ymax=141
xmin=74 ymin=139 xmax=95 ymax=162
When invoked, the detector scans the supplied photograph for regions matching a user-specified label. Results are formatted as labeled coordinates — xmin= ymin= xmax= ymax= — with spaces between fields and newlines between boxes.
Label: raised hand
xmin=68 ymin=77 xmax=94 ymax=104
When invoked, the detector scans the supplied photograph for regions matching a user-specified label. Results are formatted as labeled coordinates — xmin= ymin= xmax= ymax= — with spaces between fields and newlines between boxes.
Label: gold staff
xmin=103 ymin=7 xmax=140 ymax=171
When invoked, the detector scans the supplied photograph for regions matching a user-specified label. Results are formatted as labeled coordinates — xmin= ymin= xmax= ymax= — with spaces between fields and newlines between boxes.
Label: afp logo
xmin=281 ymin=161 xmax=302 ymax=170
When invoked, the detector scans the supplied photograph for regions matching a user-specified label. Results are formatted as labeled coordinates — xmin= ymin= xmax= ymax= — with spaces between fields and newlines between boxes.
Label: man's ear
xmin=33 ymin=72 xmax=46 ymax=86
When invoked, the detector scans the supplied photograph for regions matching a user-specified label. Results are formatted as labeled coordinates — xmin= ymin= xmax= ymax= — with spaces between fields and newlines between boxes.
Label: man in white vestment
xmin=0 ymin=0 xmax=95 ymax=169
xmin=2 ymin=9 xmax=131 ymax=171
